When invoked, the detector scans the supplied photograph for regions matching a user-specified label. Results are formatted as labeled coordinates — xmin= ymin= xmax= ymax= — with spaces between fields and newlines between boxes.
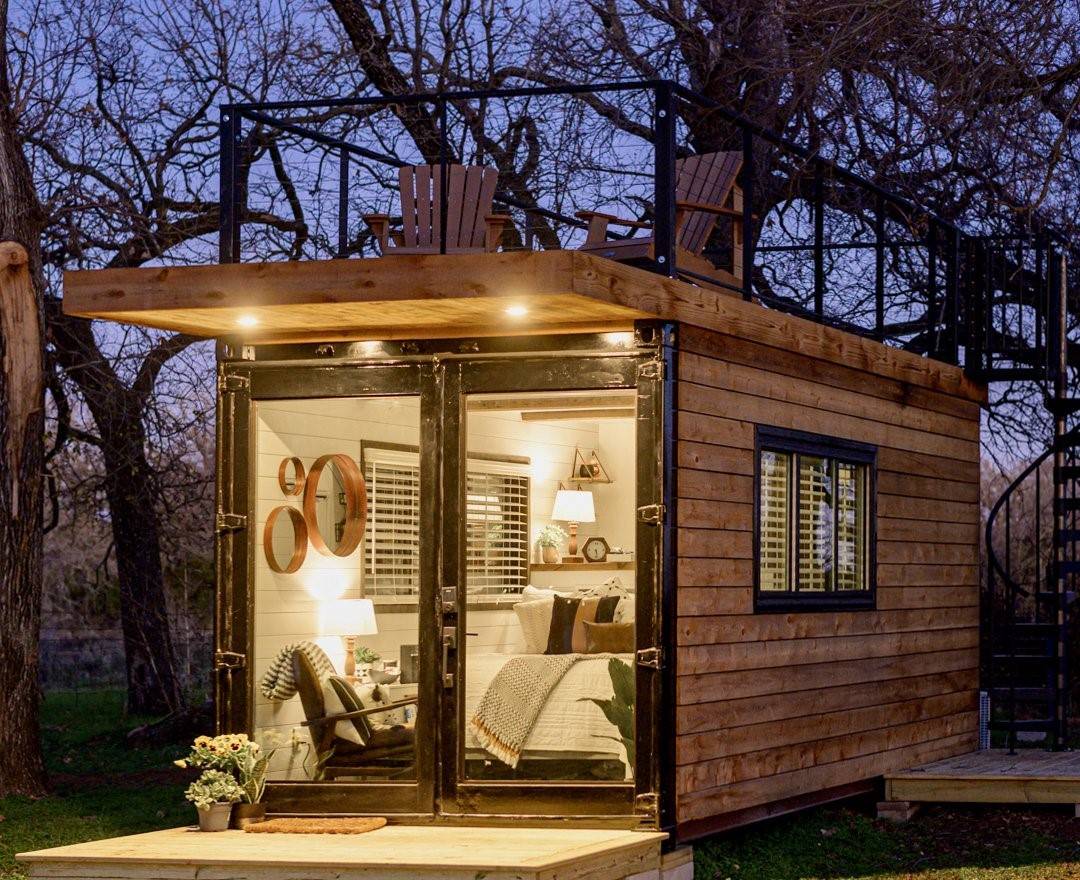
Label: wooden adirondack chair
xmin=363 ymin=164 xmax=510 ymax=254
xmin=576 ymin=151 xmax=747 ymax=286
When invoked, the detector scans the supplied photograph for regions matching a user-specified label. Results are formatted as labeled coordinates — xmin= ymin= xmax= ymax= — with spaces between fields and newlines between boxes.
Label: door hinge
xmin=636 ymin=647 xmax=662 ymax=670
xmin=214 ymin=651 xmax=246 ymax=670
xmin=639 ymin=359 xmax=665 ymax=380
xmin=216 ymin=512 xmax=247 ymax=533
xmin=637 ymin=503 xmax=665 ymax=525
xmin=634 ymin=792 xmax=659 ymax=815
xmin=218 ymin=373 xmax=250 ymax=393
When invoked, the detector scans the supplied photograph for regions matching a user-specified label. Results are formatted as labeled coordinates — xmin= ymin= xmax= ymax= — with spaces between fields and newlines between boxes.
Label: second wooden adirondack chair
xmin=363 ymin=164 xmax=510 ymax=254
xmin=576 ymin=151 xmax=747 ymax=287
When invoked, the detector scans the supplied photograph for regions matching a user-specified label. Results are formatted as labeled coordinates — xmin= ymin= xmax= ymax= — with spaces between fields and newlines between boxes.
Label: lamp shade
xmin=318 ymin=598 xmax=378 ymax=637
xmin=551 ymin=489 xmax=596 ymax=524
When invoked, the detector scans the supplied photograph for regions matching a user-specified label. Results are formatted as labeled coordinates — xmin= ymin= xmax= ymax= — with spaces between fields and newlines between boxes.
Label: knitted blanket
xmin=260 ymin=641 xmax=335 ymax=701
xmin=467 ymin=654 xmax=578 ymax=768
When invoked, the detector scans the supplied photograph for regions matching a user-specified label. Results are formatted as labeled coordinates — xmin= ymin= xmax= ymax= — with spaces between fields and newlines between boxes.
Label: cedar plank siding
xmin=673 ymin=322 xmax=982 ymax=834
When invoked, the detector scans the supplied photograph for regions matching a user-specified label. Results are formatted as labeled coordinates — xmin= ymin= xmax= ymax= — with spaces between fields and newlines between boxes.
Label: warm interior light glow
xmin=318 ymin=598 xmax=378 ymax=637
xmin=505 ymin=304 xmax=528 ymax=317
xmin=305 ymin=569 xmax=350 ymax=601
xmin=236 ymin=314 xmax=259 ymax=327
xmin=551 ymin=489 xmax=596 ymax=524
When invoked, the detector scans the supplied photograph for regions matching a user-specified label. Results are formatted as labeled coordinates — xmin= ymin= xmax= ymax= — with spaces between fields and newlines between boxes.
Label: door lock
xmin=441 ymin=585 xmax=458 ymax=614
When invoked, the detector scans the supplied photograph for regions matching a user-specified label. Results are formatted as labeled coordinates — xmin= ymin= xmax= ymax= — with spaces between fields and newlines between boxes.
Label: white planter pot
xmin=197 ymin=802 xmax=233 ymax=832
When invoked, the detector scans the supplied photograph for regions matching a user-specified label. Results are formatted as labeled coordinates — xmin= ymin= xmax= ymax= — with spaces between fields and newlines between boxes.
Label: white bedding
xmin=464 ymin=652 xmax=632 ymax=760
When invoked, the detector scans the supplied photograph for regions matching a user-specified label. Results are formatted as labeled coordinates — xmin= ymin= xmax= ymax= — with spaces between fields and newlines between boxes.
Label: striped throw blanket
xmin=260 ymin=641 xmax=335 ymax=701
xmin=468 ymin=654 xmax=579 ymax=768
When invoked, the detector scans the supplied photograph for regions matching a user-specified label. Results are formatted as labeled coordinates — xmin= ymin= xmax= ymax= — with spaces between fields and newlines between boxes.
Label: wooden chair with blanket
xmin=576 ymin=151 xmax=748 ymax=290
xmin=292 ymin=649 xmax=416 ymax=780
xmin=363 ymin=164 xmax=511 ymax=254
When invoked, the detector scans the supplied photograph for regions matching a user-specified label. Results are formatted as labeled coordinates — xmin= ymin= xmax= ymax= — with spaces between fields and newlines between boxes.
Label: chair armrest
xmin=484 ymin=214 xmax=512 ymax=252
xmin=302 ymin=698 xmax=418 ymax=727
xmin=575 ymin=210 xmax=650 ymax=247
xmin=362 ymin=213 xmax=392 ymax=251
xmin=676 ymin=200 xmax=758 ymax=220
xmin=574 ymin=210 xmax=651 ymax=230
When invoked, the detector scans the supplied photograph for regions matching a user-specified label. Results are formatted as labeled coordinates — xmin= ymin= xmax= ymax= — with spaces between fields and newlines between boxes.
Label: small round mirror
xmin=263 ymin=506 xmax=307 ymax=574
xmin=304 ymin=454 xmax=366 ymax=557
xmin=278 ymin=457 xmax=306 ymax=496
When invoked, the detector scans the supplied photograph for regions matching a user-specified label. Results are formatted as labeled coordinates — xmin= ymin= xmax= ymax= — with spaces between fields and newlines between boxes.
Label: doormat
xmin=245 ymin=817 xmax=387 ymax=834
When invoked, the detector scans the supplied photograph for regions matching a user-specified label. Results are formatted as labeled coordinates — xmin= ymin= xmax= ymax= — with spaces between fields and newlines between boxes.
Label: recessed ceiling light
xmin=236 ymin=314 xmax=259 ymax=328
xmin=505 ymin=304 xmax=528 ymax=317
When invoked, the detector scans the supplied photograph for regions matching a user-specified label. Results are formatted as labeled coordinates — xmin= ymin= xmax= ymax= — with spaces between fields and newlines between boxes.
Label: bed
xmin=463 ymin=651 xmax=633 ymax=780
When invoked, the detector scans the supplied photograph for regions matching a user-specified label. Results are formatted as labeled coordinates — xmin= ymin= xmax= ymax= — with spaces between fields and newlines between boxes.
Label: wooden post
xmin=0 ymin=240 xmax=46 ymax=796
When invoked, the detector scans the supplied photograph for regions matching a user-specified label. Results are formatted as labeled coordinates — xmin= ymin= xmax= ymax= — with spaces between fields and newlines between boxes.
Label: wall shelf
xmin=530 ymin=561 xmax=634 ymax=572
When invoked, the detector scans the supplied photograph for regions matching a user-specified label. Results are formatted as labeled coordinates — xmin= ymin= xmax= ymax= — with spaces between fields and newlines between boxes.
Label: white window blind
xmin=363 ymin=448 xmax=530 ymax=598
xmin=757 ymin=446 xmax=869 ymax=595
xmin=466 ymin=463 xmax=530 ymax=595
xmin=758 ymin=451 xmax=789 ymax=592
xmin=363 ymin=448 xmax=421 ymax=598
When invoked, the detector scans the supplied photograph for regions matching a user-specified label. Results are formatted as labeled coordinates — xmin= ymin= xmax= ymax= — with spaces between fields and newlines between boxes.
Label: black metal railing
xmin=217 ymin=80 xmax=1064 ymax=375
xmin=218 ymin=80 xmax=1080 ymax=745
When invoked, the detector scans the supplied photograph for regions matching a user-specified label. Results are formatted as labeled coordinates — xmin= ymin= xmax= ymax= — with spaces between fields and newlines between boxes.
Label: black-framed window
xmin=754 ymin=426 xmax=876 ymax=612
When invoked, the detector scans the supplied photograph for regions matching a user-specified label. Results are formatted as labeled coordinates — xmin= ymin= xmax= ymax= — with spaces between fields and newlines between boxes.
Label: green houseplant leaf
xmin=580 ymin=657 xmax=635 ymax=766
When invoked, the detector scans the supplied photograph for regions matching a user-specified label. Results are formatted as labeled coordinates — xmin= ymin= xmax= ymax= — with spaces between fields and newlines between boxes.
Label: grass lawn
xmin=6 ymin=694 xmax=1080 ymax=879
xmin=0 ymin=690 xmax=188 ymax=880
xmin=695 ymin=800 xmax=1080 ymax=879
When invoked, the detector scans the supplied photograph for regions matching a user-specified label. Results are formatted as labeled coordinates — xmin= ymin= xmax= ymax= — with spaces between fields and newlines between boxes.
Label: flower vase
xmin=230 ymin=802 xmax=267 ymax=829
xmin=197 ymin=802 xmax=233 ymax=832
xmin=541 ymin=545 xmax=559 ymax=564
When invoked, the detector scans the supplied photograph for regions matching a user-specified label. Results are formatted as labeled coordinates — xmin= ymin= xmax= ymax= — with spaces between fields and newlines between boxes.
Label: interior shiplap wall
xmin=251 ymin=395 xmax=638 ymax=778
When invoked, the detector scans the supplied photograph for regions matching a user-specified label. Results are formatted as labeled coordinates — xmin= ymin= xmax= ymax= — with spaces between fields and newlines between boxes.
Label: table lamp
xmin=551 ymin=488 xmax=596 ymax=563
xmin=317 ymin=598 xmax=378 ymax=677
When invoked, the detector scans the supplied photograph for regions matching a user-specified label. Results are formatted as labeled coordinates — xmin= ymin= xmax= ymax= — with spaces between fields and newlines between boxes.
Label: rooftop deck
xmin=18 ymin=825 xmax=679 ymax=880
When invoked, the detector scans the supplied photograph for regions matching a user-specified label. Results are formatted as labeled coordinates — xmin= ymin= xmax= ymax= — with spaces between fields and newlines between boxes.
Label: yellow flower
xmin=173 ymin=759 xmax=187 ymax=768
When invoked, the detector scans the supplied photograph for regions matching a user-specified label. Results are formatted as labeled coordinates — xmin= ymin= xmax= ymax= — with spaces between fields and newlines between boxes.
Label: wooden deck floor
xmin=885 ymin=749 xmax=1080 ymax=805
xmin=17 ymin=825 xmax=678 ymax=880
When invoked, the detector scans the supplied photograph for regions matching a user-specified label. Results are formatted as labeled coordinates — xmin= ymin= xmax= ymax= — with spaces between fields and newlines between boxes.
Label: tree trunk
xmin=100 ymin=411 xmax=185 ymax=716
xmin=47 ymin=310 xmax=186 ymax=717
xmin=0 ymin=243 xmax=46 ymax=796
xmin=0 ymin=0 xmax=48 ymax=797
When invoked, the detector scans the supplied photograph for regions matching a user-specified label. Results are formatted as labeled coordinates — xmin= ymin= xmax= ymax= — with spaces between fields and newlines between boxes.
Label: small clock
xmin=582 ymin=536 xmax=610 ymax=563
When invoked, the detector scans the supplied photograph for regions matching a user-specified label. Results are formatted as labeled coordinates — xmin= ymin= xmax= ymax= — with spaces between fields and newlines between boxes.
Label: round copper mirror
xmin=278 ymin=457 xmax=306 ymax=497
xmin=263 ymin=506 xmax=307 ymax=574
xmin=303 ymin=453 xmax=367 ymax=557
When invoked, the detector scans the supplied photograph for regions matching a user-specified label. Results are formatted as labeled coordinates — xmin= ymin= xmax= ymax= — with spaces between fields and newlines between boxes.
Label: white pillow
xmin=614 ymin=596 xmax=635 ymax=623
xmin=514 ymin=598 xmax=554 ymax=653
xmin=321 ymin=680 xmax=363 ymax=744
xmin=522 ymin=585 xmax=571 ymax=600
xmin=357 ymin=683 xmax=409 ymax=728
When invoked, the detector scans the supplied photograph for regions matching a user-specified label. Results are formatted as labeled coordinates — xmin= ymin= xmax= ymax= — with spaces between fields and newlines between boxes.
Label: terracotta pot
xmin=230 ymin=802 xmax=267 ymax=829
xmin=541 ymin=545 xmax=559 ymax=564
xmin=197 ymin=802 xmax=233 ymax=832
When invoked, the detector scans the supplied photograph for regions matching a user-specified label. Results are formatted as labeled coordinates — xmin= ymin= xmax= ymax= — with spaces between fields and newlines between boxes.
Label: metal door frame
xmin=214 ymin=326 xmax=673 ymax=827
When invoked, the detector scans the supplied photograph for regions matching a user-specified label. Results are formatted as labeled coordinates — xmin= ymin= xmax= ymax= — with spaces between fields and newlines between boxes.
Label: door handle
xmin=442 ymin=626 xmax=456 ymax=689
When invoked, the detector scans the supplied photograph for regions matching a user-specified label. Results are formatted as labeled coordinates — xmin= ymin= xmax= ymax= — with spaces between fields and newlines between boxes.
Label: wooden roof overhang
xmin=63 ymin=249 xmax=987 ymax=405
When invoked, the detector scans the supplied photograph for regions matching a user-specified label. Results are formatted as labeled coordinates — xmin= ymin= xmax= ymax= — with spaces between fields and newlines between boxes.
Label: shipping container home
xmin=34 ymin=82 xmax=1080 ymax=860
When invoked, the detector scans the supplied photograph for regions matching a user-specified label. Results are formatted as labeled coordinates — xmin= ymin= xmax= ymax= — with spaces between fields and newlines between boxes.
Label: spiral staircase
xmin=980 ymin=235 xmax=1074 ymax=751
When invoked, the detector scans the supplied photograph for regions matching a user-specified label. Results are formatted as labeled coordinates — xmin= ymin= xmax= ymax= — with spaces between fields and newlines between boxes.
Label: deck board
xmin=18 ymin=825 xmax=667 ymax=880
xmin=885 ymin=749 xmax=1080 ymax=804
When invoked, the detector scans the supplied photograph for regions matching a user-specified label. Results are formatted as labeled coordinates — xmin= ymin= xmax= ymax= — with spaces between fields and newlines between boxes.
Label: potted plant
xmin=185 ymin=769 xmax=243 ymax=831
xmin=175 ymin=733 xmax=273 ymax=829
xmin=353 ymin=645 xmax=380 ymax=678
xmin=537 ymin=524 xmax=568 ymax=564
xmin=231 ymin=738 xmax=273 ymax=828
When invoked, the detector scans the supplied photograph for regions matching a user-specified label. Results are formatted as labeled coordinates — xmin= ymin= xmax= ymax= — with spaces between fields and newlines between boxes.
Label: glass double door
xmin=217 ymin=350 xmax=663 ymax=822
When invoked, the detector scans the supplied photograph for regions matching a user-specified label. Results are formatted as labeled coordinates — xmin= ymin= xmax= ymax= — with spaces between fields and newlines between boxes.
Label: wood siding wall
xmin=673 ymin=322 xmax=982 ymax=832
